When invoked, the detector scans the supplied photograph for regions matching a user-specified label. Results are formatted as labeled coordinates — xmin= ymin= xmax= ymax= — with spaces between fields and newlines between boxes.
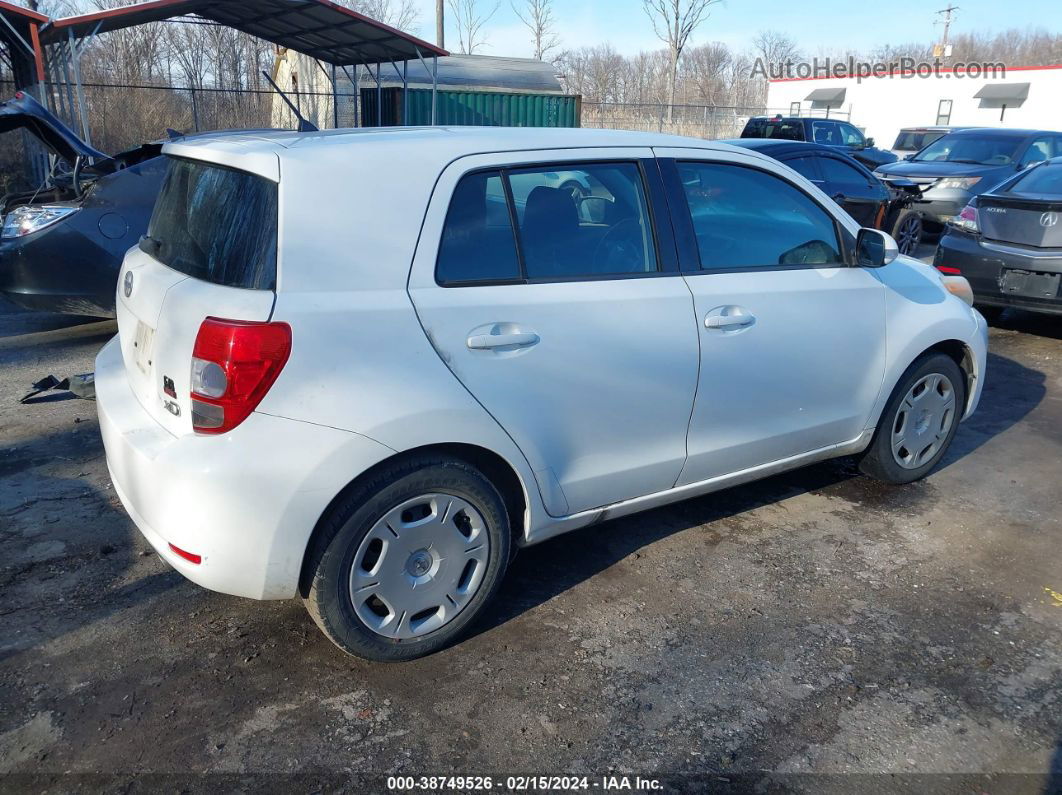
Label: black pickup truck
xmin=741 ymin=116 xmax=898 ymax=171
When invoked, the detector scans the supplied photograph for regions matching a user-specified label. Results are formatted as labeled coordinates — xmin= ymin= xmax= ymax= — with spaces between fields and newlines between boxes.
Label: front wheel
xmin=890 ymin=209 xmax=923 ymax=256
xmin=858 ymin=353 xmax=966 ymax=484
xmin=303 ymin=456 xmax=511 ymax=661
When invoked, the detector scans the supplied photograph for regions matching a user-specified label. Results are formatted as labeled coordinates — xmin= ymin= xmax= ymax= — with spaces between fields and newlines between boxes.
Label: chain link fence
xmin=581 ymin=101 xmax=850 ymax=139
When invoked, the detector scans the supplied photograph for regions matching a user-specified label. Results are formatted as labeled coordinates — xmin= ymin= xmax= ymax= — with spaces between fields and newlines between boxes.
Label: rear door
xmin=656 ymin=147 xmax=886 ymax=484
xmin=409 ymin=149 xmax=699 ymax=516
xmin=115 ymin=154 xmax=280 ymax=436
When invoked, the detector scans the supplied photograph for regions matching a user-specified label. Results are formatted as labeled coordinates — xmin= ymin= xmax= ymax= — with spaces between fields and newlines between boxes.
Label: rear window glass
xmin=147 ymin=157 xmax=278 ymax=290
xmin=893 ymin=130 xmax=946 ymax=152
xmin=743 ymin=119 xmax=804 ymax=141
xmin=1005 ymin=163 xmax=1062 ymax=196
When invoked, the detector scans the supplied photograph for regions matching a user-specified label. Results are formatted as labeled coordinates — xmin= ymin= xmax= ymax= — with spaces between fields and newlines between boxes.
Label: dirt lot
xmin=1 ymin=292 xmax=1060 ymax=793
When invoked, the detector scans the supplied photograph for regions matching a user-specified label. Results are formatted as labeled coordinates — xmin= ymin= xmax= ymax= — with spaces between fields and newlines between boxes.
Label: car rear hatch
xmin=115 ymin=153 xmax=280 ymax=437
xmin=978 ymin=195 xmax=1062 ymax=248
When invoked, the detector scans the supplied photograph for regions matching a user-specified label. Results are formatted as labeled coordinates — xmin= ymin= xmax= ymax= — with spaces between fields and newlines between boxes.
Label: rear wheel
xmin=891 ymin=209 xmax=923 ymax=256
xmin=858 ymin=353 xmax=965 ymax=484
xmin=303 ymin=455 xmax=511 ymax=661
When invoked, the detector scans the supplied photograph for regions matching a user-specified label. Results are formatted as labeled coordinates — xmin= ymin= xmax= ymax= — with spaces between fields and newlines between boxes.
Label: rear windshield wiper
xmin=138 ymin=235 xmax=162 ymax=257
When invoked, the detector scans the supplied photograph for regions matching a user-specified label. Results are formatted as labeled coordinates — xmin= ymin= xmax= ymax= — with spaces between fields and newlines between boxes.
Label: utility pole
xmin=935 ymin=5 xmax=959 ymax=61
xmin=436 ymin=0 xmax=445 ymax=49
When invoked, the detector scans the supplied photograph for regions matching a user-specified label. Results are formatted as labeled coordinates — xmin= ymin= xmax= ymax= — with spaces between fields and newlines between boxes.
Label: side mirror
xmin=855 ymin=228 xmax=899 ymax=268
xmin=865 ymin=137 xmax=875 ymax=148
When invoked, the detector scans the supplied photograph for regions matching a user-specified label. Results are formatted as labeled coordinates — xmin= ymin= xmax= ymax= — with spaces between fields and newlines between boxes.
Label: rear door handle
xmin=467 ymin=331 xmax=540 ymax=350
xmin=705 ymin=314 xmax=755 ymax=330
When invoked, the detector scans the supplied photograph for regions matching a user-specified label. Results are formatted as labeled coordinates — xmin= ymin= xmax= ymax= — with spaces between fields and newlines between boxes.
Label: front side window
xmin=678 ymin=161 xmax=844 ymax=270
xmin=148 ymin=157 xmax=278 ymax=290
xmin=784 ymin=156 xmax=823 ymax=182
xmin=436 ymin=162 xmax=658 ymax=284
xmin=838 ymin=123 xmax=866 ymax=147
xmin=1018 ymin=136 xmax=1056 ymax=168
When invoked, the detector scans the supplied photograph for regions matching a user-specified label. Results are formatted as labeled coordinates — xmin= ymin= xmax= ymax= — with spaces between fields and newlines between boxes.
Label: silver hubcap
xmin=891 ymin=373 xmax=956 ymax=469
xmin=349 ymin=493 xmax=490 ymax=640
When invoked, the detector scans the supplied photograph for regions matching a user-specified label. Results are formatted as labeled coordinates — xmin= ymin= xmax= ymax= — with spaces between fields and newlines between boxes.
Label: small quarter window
xmin=436 ymin=171 xmax=521 ymax=284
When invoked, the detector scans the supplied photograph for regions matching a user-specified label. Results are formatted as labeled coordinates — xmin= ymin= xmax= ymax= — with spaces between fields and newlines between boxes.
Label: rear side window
xmin=678 ymin=161 xmax=843 ymax=270
xmin=436 ymin=162 xmax=657 ymax=284
xmin=148 ymin=157 xmax=278 ymax=290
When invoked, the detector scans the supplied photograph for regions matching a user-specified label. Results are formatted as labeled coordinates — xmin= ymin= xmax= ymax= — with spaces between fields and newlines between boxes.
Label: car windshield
xmin=147 ymin=156 xmax=278 ymax=290
xmin=912 ymin=133 xmax=1023 ymax=165
xmin=1004 ymin=163 xmax=1062 ymax=196
xmin=893 ymin=130 xmax=947 ymax=152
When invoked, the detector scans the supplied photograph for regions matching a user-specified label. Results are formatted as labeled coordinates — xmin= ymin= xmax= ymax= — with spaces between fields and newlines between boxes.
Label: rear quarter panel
xmin=256 ymin=141 xmax=549 ymax=539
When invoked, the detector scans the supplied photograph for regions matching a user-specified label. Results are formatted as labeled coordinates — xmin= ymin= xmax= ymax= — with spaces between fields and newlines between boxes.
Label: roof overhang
xmin=0 ymin=1 xmax=48 ymax=87
xmin=973 ymin=82 xmax=1031 ymax=101
xmin=42 ymin=0 xmax=447 ymax=65
xmin=805 ymin=87 xmax=846 ymax=103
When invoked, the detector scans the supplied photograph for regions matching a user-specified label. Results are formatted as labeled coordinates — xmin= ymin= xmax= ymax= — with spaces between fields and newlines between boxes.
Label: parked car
xmin=727 ymin=139 xmax=924 ymax=254
xmin=934 ymin=156 xmax=1062 ymax=317
xmin=890 ymin=126 xmax=972 ymax=159
xmin=874 ymin=127 xmax=1062 ymax=231
xmin=0 ymin=92 xmax=168 ymax=317
xmin=96 ymin=128 xmax=987 ymax=661
xmin=740 ymin=115 xmax=898 ymax=170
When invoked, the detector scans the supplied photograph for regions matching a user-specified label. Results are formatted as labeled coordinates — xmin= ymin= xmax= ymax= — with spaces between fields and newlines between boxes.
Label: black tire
xmin=302 ymin=455 xmax=511 ymax=661
xmin=858 ymin=352 xmax=966 ymax=484
xmin=890 ymin=209 xmax=923 ymax=256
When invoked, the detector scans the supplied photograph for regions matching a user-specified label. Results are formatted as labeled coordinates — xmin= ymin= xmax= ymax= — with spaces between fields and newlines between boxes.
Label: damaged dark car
xmin=0 ymin=91 xmax=167 ymax=317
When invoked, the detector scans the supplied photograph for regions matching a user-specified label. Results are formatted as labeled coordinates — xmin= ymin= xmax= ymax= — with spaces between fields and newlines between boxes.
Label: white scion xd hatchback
xmin=96 ymin=127 xmax=987 ymax=661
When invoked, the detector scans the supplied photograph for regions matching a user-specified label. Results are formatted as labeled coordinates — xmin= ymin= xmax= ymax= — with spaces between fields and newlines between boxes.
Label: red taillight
xmin=168 ymin=543 xmax=202 ymax=565
xmin=190 ymin=317 xmax=291 ymax=435
xmin=936 ymin=266 xmax=963 ymax=275
xmin=952 ymin=204 xmax=979 ymax=234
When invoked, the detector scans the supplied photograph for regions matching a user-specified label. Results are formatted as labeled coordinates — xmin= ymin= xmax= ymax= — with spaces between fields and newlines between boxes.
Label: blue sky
xmin=409 ymin=0 xmax=1054 ymax=59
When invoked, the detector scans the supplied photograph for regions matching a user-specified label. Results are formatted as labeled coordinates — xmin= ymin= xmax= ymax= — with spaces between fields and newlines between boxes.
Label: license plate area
xmin=999 ymin=268 xmax=1061 ymax=299
xmin=133 ymin=321 xmax=156 ymax=375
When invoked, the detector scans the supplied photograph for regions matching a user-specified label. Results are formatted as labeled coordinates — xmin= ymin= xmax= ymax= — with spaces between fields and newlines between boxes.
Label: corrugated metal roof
xmin=42 ymin=0 xmax=446 ymax=65
xmin=364 ymin=55 xmax=564 ymax=94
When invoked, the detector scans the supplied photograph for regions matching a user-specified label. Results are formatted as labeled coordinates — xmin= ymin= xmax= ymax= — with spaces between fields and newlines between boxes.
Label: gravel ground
xmin=1 ymin=291 xmax=1060 ymax=794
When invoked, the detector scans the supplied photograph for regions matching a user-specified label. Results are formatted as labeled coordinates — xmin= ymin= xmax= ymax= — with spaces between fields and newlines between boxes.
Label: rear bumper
xmin=95 ymin=336 xmax=394 ymax=599
xmin=936 ymin=230 xmax=1062 ymax=316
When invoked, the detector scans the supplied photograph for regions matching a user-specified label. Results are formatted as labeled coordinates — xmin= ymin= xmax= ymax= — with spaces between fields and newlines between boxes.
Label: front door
xmin=656 ymin=148 xmax=887 ymax=485
xmin=409 ymin=150 xmax=700 ymax=515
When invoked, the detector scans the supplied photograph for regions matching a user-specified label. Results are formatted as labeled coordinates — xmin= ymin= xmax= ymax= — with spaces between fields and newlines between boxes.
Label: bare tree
xmin=512 ymin=0 xmax=560 ymax=61
xmin=447 ymin=0 xmax=499 ymax=55
xmin=751 ymin=30 xmax=800 ymax=80
xmin=342 ymin=0 xmax=421 ymax=32
xmin=642 ymin=0 xmax=721 ymax=122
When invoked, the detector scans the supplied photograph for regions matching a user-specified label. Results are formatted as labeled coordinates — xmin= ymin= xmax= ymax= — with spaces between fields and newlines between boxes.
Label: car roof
xmin=724 ymin=138 xmax=846 ymax=156
xmin=944 ymin=127 xmax=1047 ymax=138
xmin=898 ymin=126 xmax=973 ymax=132
xmin=163 ymin=126 xmax=764 ymax=180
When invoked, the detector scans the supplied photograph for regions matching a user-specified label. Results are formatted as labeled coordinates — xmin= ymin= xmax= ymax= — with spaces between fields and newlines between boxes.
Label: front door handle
xmin=705 ymin=313 xmax=755 ymax=330
xmin=467 ymin=330 xmax=540 ymax=350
